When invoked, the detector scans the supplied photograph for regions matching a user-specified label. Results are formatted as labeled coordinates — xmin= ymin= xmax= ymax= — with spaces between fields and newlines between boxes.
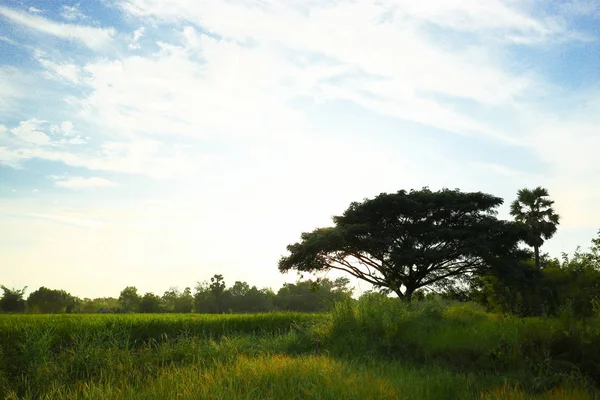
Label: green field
xmin=1 ymin=297 xmax=599 ymax=399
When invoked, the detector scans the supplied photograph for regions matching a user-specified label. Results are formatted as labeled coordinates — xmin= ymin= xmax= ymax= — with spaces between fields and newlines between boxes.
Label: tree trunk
xmin=533 ymin=245 xmax=546 ymax=316
xmin=394 ymin=288 xmax=412 ymax=302
xmin=403 ymin=288 xmax=414 ymax=303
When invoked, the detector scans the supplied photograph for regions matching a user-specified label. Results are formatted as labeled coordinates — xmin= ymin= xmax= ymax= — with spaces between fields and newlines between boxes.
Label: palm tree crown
xmin=510 ymin=187 xmax=560 ymax=268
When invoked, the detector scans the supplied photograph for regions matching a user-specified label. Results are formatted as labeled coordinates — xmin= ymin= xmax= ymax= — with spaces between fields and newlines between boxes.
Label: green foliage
xmin=193 ymin=281 xmax=218 ymax=313
xmin=160 ymin=287 xmax=194 ymax=313
xmin=0 ymin=286 xmax=27 ymax=313
xmin=472 ymin=258 xmax=544 ymax=317
xmin=275 ymin=278 xmax=353 ymax=312
xmin=139 ymin=293 xmax=162 ymax=313
xmin=173 ymin=287 xmax=194 ymax=313
xmin=280 ymin=187 xmax=526 ymax=301
xmin=475 ymin=231 xmax=600 ymax=319
xmin=26 ymin=287 xmax=77 ymax=314
xmin=119 ymin=286 xmax=142 ymax=313
xmin=543 ymin=241 xmax=600 ymax=318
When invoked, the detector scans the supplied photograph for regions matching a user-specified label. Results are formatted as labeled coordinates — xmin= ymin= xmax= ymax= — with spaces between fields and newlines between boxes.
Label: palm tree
xmin=510 ymin=187 xmax=560 ymax=269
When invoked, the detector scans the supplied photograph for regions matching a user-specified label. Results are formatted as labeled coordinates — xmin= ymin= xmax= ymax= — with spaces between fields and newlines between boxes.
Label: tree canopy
xmin=279 ymin=188 xmax=526 ymax=301
xmin=26 ymin=287 xmax=77 ymax=313
xmin=0 ymin=286 xmax=27 ymax=313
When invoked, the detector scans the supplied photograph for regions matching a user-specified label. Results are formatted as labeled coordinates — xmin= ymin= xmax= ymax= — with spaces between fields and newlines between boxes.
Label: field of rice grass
xmin=1 ymin=297 xmax=598 ymax=399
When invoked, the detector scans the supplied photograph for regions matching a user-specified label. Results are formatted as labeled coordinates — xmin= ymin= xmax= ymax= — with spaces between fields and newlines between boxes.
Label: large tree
xmin=139 ymin=292 xmax=162 ymax=313
xmin=118 ymin=286 xmax=142 ymax=313
xmin=510 ymin=187 xmax=560 ymax=269
xmin=0 ymin=286 xmax=27 ymax=313
xmin=26 ymin=287 xmax=77 ymax=313
xmin=279 ymin=188 xmax=525 ymax=301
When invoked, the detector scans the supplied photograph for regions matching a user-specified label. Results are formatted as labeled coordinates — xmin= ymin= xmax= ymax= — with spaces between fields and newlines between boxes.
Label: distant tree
xmin=210 ymin=274 xmax=227 ymax=313
xmin=162 ymin=287 xmax=180 ymax=312
xmin=91 ymin=297 xmax=119 ymax=313
xmin=275 ymin=277 xmax=352 ymax=312
xmin=139 ymin=292 xmax=162 ymax=313
xmin=26 ymin=287 xmax=76 ymax=313
xmin=230 ymin=281 xmax=250 ymax=298
xmin=227 ymin=281 xmax=251 ymax=312
xmin=276 ymin=281 xmax=317 ymax=312
xmin=174 ymin=287 xmax=194 ymax=313
xmin=240 ymin=286 xmax=275 ymax=313
xmin=79 ymin=298 xmax=100 ymax=313
xmin=0 ymin=286 xmax=27 ymax=313
xmin=279 ymin=188 xmax=525 ymax=301
xmin=118 ymin=286 xmax=142 ymax=313
xmin=193 ymin=281 xmax=216 ymax=313
xmin=510 ymin=187 xmax=560 ymax=270
xmin=329 ymin=277 xmax=354 ymax=298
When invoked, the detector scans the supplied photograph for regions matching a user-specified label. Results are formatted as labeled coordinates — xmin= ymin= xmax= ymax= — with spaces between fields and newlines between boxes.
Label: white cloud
xmin=61 ymin=4 xmax=87 ymax=21
xmin=77 ymin=34 xmax=307 ymax=142
xmin=0 ymin=67 xmax=29 ymax=111
xmin=51 ymin=121 xmax=75 ymax=136
xmin=38 ymin=58 xmax=82 ymax=84
xmin=111 ymin=1 xmax=539 ymax=144
xmin=28 ymin=6 xmax=43 ymax=14
xmin=473 ymin=162 xmax=534 ymax=178
xmin=0 ymin=6 xmax=114 ymax=50
xmin=0 ymin=35 xmax=18 ymax=46
xmin=10 ymin=119 xmax=51 ymax=145
xmin=128 ymin=26 xmax=145 ymax=49
xmin=49 ymin=121 xmax=86 ymax=144
xmin=53 ymin=176 xmax=118 ymax=190
xmin=1 ymin=123 xmax=196 ymax=178
xmin=104 ymin=0 xmax=600 ymax=232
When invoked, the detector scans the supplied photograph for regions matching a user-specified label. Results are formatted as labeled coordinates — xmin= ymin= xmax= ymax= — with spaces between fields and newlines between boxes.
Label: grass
xmin=1 ymin=299 xmax=599 ymax=399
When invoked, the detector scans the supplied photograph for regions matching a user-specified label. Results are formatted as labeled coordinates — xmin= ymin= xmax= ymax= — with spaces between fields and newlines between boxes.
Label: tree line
xmin=0 ymin=276 xmax=353 ymax=314
xmin=3 ymin=186 xmax=600 ymax=318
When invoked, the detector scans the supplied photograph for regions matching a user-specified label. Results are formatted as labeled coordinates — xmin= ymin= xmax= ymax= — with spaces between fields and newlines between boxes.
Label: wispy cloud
xmin=0 ymin=6 xmax=114 ymax=50
xmin=37 ymin=57 xmax=82 ymax=85
xmin=561 ymin=0 xmax=600 ymax=17
xmin=61 ymin=4 xmax=87 ymax=22
xmin=128 ymin=26 xmax=145 ymax=49
xmin=1 ymin=118 xmax=197 ymax=178
xmin=10 ymin=119 xmax=51 ymax=146
xmin=112 ymin=1 xmax=539 ymax=143
xmin=0 ymin=67 xmax=30 ymax=111
xmin=52 ymin=176 xmax=118 ymax=190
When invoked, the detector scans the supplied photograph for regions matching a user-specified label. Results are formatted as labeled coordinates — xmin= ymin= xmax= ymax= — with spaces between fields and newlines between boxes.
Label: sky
xmin=1 ymin=0 xmax=600 ymax=299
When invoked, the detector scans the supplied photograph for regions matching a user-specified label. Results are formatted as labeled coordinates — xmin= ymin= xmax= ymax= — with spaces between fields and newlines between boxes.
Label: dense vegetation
xmin=1 ymin=298 xmax=599 ymax=399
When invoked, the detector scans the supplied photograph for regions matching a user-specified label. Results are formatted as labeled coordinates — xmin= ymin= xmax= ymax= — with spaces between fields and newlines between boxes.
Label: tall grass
xmin=1 ymin=300 xmax=598 ymax=399
xmin=320 ymin=294 xmax=600 ymax=390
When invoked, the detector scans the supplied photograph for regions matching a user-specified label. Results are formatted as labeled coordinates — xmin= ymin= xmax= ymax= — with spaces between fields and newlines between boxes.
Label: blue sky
xmin=1 ymin=0 xmax=600 ymax=299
